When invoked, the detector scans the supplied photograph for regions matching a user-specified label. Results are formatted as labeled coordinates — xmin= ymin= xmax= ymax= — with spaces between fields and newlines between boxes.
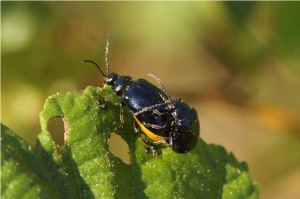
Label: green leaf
xmin=1 ymin=124 xmax=61 ymax=199
xmin=1 ymin=85 xmax=259 ymax=198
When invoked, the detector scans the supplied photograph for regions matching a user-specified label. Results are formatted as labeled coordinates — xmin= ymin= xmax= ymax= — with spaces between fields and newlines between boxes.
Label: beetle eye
xmin=104 ymin=73 xmax=118 ymax=85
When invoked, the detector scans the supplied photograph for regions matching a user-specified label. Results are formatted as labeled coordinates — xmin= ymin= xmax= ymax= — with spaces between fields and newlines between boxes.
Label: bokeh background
xmin=2 ymin=2 xmax=300 ymax=198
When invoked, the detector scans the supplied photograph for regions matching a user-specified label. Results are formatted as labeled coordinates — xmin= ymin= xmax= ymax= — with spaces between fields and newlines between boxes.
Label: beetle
xmin=84 ymin=38 xmax=200 ymax=153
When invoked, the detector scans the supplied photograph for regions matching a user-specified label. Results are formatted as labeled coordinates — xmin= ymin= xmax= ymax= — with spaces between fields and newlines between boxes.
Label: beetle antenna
xmin=83 ymin=60 xmax=107 ymax=77
xmin=148 ymin=74 xmax=171 ymax=99
xmin=105 ymin=33 xmax=110 ymax=75
xmin=83 ymin=34 xmax=111 ymax=77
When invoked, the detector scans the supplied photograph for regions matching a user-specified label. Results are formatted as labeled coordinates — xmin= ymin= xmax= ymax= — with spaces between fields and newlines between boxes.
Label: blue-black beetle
xmin=84 ymin=38 xmax=200 ymax=153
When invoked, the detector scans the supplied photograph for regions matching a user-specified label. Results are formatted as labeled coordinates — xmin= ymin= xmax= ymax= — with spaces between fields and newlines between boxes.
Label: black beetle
xmin=84 ymin=37 xmax=200 ymax=153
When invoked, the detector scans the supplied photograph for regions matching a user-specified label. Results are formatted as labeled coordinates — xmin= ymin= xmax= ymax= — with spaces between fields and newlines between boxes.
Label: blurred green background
xmin=2 ymin=2 xmax=300 ymax=198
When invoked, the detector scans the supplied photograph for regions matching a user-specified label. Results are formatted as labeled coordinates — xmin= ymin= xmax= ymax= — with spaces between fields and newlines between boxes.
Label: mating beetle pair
xmin=84 ymin=39 xmax=200 ymax=154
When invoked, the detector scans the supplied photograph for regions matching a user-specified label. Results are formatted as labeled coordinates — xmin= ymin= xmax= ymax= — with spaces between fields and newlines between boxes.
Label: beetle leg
xmin=142 ymin=122 xmax=165 ymax=129
xmin=134 ymin=101 xmax=171 ymax=116
xmin=153 ymin=139 xmax=170 ymax=147
xmin=119 ymin=102 xmax=125 ymax=124
xmin=133 ymin=121 xmax=141 ymax=134
xmin=152 ymin=109 xmax=164 ymax=116
xmin=96 ymin=99 xmax=107 ymax=109
xmin=113 ymin=102 xmax=125 ymax=131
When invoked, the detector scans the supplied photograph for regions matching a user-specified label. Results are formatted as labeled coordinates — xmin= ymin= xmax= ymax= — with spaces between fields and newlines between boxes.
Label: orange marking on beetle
xmin=134 ymin=116 xmax=168 ymax=142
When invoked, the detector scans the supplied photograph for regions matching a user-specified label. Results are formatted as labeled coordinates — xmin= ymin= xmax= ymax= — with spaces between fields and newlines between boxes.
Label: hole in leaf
xmin=48 ymin=117 xmax=65 ymax=147
xmin=108 ymin=132 xmax=130 ymax=165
